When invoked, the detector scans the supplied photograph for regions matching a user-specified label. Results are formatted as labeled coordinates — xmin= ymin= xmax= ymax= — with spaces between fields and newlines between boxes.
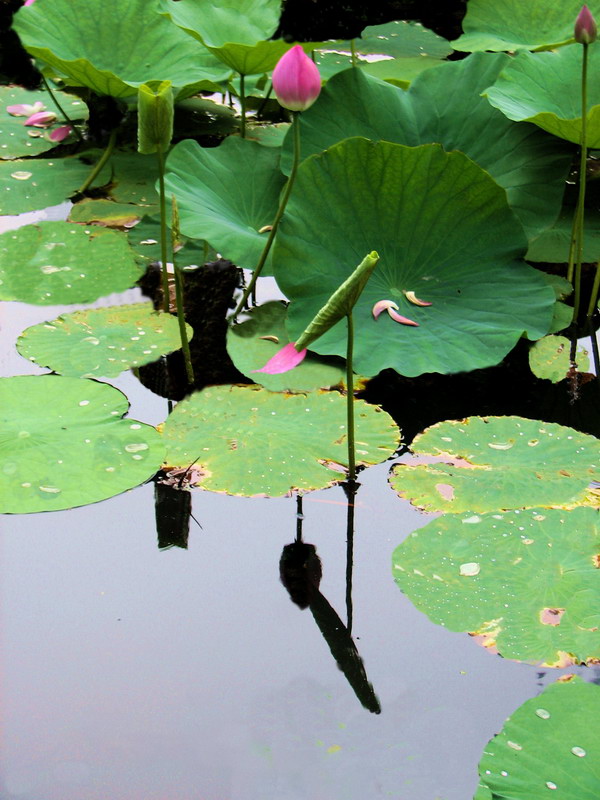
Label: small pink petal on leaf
xmin=372 ymin=299 xmax=398 ymax=319
xmin=388 ymin=307 xmax=419 ymax=326
xmin=403 ymin=290 xmax=432 ymax=307
xmin=24 ymin=110 xmax=57 ymax=127
xmin=252 ymin=342 xmax=307 ymax=374
xmin=7 ymin=101 xmax=44 ymax=117
xmin=48 ymin=125 xmax=72 ymax=142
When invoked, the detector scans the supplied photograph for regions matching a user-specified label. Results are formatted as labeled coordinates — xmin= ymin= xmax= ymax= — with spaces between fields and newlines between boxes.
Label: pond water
xmin=2 ymin=270 xmax=597 ymax=800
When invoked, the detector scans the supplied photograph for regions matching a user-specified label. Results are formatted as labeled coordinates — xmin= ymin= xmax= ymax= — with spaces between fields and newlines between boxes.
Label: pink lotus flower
xmin=272 ymin=45 xmax=321 ymax=112
xmin=575 ymin=5 xmax=597 ymax=43
xmin=6 ymin=101 xmax=44 ymax=117
xmin=47 ymin=125 xmax=72 ymax=142
xmin=252 ymin=342 xmax=307 ymax=374
xmin=24 ymin=110 xmax=57 ymax=127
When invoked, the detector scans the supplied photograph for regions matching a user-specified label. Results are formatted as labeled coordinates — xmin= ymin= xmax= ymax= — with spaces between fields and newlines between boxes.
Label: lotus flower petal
xmin=24 ymin=110 xmax=57 ymax=127
xmin=48 ymin=125 xmax=72 ymax=142
xmin=252 ymin=342 xmax=307 ymax=374
xmin=372 ymin=299 xmax=398 ymax=319
xmin=7 ymin=101 xmax=44 ymax=117
xmin=575 ymin=5 xmax=597 ymax=43
xmin=272 ymin=45 xmax=321 ymax=112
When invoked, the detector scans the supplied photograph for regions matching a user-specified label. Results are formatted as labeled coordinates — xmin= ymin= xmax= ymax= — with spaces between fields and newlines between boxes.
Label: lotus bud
xmin=272 ymin=45 xmax=321 ymax=112
xmin=137 ymin=80 xmax=174 ymax=155
xmin=47 ymin=125 xmax=72 ymax=142
xmin=7 ymin=101 xmax=44 ymax=117
xmin=575 ymin=5 xmax=597 ymax=43
xmin=24 ymin=110 xmax=57 ymax=127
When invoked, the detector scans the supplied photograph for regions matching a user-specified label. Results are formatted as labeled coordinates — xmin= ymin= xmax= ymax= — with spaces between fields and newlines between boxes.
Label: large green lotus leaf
xmin=0 ymin=375 xmax=164 ymax=513
xmin=281 ymin=57 xmax=572 ymax=238
xmin=161 ymin=384 xmax=400 ymax=496
xmin=159 ymin=0 xmax=288 ymax=74
xmin=526 ymin=207 xmax=600 ymax=263
xmin=226 ymin=302 xmax=345 ymax=392
xmin=390 ymin=416 xmax=600 ymax=513
xmin=0 ymin=221 xmax=141 ymax=305
xmin=529 ymin=335 xmax=590 ymax=383
xmin=392 ymin=506 xmax=600 ymax=665
xmin=13 ymin=0 xmax=229 ymax=99
xmin=17 ymin=303 xmax=190 ymax=378
xmin=0 ymin=85 xmax=87 ymax=159
xmin=485 ymin=46 xmax=600 ymax=147
xmin=452 ymin=0 xmax=600 ymax=52
xmin=127 ymin=215 xmax=206 ymax=269
xmin=0 ymin=150 xmax=159 ymax=216
xmin=477 ymin=677 xmax=600 ymax=798
xmin=164 ymin=137 xmax=285 ymax=274
xmin=275 ymin=138 xmax=555 ymax=378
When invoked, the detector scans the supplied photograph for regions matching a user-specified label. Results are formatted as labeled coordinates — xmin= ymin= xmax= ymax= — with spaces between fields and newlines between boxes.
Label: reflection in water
xmin=154 ymin=481 xmax=191 ymax=550
xmin=280 ymin=493 xmax=381 ymax=714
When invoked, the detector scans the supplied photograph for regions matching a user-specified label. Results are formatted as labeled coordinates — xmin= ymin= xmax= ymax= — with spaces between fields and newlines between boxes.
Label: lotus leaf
xmin=127 ymin=216 xmax=206 ymax=268
xmin=526 ymin=207 xmax=600 ymax=264
xmin=0 ymin=221 xmax=141 ymax=305
xmin=164 ymin=137 xmax=285 ymax=273
xmin=280 ymin=57 xmax=573 ymax=238
xmin=392 ymin=506 xmax=600 ymax=664
xmin=17 ymin=303 xmax=190 ymax=378
xmin=477 ymin=677 xmax=600 ymax=798
xmin=0 ymin=375 xmax=164 ymax=513
xmin=227 ymin=302 xmax=345 ymax=392
xmin=275 ymin=138 xmax=555 ymax=377
xmin=485 ymin=46 xmax=600 ymax=147
xmin=452 ymin=0 xmax=600 ymax=52
xmin=529 ymin=335 xmax=590 ymax=382
xmin=390 ymin=416 xmax=600 ymax=513
xmin=161 ymin=384 xmax=400 ymax=496
xmin=0 ymin=86 xmax=87 ymax=159
xmin=13 ymin=0 xmax=229 ymax=99
xmin=68 ymin=199 xmax=151 ymax=228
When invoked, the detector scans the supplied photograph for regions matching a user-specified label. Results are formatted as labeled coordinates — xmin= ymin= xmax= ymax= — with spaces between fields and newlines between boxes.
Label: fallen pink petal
xmin=252 ymin=342 xmax=307 ymax=374
xmin=272 ymin=45 xmax=321 ymax=112
xmin=388 ymin=307 xmax=419 ymax=326
xmin=404 ymin=290 xmax=432 ymax=307
xmin=372 ymin=299 xmax=397 ymax=319
xmin=48 ymin=125 xmax=72 ymax=142
xmin=24 ymin=110 xmax=57 ymax=127
xmin=6 ymin=101 xmax=44 ymax=117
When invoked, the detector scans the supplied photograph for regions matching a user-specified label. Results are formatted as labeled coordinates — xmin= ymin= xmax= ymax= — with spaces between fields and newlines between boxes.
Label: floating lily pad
xmin=0 ymin=85 xmax=87 ymax=159
xmin=13 ymin=0 xmax=229 ymax=98
xmin=0 ymin=221 xmax=141 ymax=305
xmin=485 ymin=46 xmax=600 ymax=148
xmin=392 ymin=506 xmax=600 ymax=665
xmin=0 ymin=150 xmax=159 ymax=216
xmin=477 ymin=677 xmax=600 ymax=798
xmin=452 ymin=0 xmax=598 ymax=52
xmin=17 ymin=303 xmax=189 ymax=378
xmin=390 ymin=416 xmax=600 ymax=513
xmin=68 ymin=199 xmax=149 ymax=228
xmin=162 ymin=384 xmax=400 ymax=496
xmin=275 ymin=138 xmax=555 ymax=378
xmin=164 ymin=137 xmax=285 ymax=273
xmin=227 ymin=302 xmax=345 ymax=392
xmin=127 ymin=215 xmax=207 ymax=268
xmin=529 ymin=335 xmax=590 ymax=382
xmin=0 ymin=375 xmax=164 ymax=513
xmin=281 ymin=57 xmax=572 ymax=238
xmin=160 ymin=0 xmax=290 ymax=75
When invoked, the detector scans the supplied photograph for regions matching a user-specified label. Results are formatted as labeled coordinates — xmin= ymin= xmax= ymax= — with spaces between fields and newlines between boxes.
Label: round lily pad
xmin=0 ymin=221 xmax=141 ymax=305
xmin=127 ymin=215 xmax=206 ymax=268
xmin=477 ymin=677 xmax=600 ymax=799
xmin=0 ymin=85 xmax=87 ymax=159
xmin=162 ymin=384 xmax=400 ymax=496
xmin=392 ymin=506 xmax=600 ymax=665
xmin=529 ymin=335 xmax=590 ymax=382
xmin=13 ymin=0 xmax=229 ymax=98
xmin=164 ymin=137 xmax=285 ymax=273
xmin=227 ymin=301 xmax=345 ymax=391
xmin=0 ymin=375 xmax=164 ymax=513
xmin=452 ymin=0 xmax=598 ymax=52
xmin=17 ymin=303 xmax=190 ymax=378
xmin=275 ymin=138 xmax=555 ymax=378
xmin=390 ymin=416 xmax=600 ymax=513
xmin=485 ymin=46 xmax=600 ymax=148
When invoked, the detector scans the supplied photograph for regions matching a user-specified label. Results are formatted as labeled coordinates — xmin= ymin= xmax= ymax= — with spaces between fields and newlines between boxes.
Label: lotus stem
xmin=156 ymin=146 xmax=170 ymax=313
xmin=232 ymin=110 xmax=301 ymax=320
xmin=586 ymin=260 xmax=600 ymax=320
xmin=350 ymin=39 xmax=357 ymax=67
xmin=40 ymin=74 xmax=83 ymax=142
xmin=171 ymin=194 xmax=194 ymax=385
xmin=76 ymin=127 xmax=117 ymax=194
xmin=571 ymin=42 xmax=589 ymax=325
xmin=346 ymin=311 xmax=356 ymax=482
xmin=239 ymin=73 xmax=246 ymax=138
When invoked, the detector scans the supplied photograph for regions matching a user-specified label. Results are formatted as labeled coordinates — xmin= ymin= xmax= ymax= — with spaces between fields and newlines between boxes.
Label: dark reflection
xmin=154 ymin=481 xmax=191 ymax=550
xmin=280 ymin=493 xmax=381 ymax=714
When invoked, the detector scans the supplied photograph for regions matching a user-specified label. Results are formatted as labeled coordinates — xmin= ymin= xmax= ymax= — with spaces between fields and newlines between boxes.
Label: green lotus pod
xmin=137 ymin=80 xmax=174 ymax=155
xmin=294 ymin=250 xmax=379 ymax=351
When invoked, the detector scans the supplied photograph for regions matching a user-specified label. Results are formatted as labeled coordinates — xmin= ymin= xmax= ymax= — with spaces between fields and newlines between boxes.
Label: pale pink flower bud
xmin=575 ymin=5 xmax=597 ymax=43
xmin=24 ymin=110 xmax=57 ymax=127
xmin=272 ymin=45 xmax=321 ymax=112
xmin=6 ymin=101 xmax=44 ymax=116
xmin=252 ymin=342 xmax=307 ymax=374
xmin=48 ymin=125 xmax=72 ymax=142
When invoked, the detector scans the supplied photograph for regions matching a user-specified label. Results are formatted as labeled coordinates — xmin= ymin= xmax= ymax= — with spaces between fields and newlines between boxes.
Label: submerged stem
xmin=76 ymin=127 xmax=117 ymax=194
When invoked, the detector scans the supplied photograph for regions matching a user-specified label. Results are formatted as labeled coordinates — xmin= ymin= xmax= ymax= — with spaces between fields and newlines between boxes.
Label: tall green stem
xmin=239 ymin=73 xmax=246 ymax=138
xmin=40 ymin=74 xmax=83 ymax=142
xmin=350 ymin=39 xmax=357 ymax=67
xmin=232 ymin=111 xmax=301 ymax=319
xmin=171 ymin=195 xmax=194 ymax=385
xmin=586 ymin=261 xmax=600 ymax=319
xmin=76 ymin=127 xmax=117 ymax=194
xmin=156 ymin=146 xmax=170 ymax=313
xmin=346 ymin=311 xmax=356 ymax=482
xmin=571 ymin=42 xmax=589 ymax=324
